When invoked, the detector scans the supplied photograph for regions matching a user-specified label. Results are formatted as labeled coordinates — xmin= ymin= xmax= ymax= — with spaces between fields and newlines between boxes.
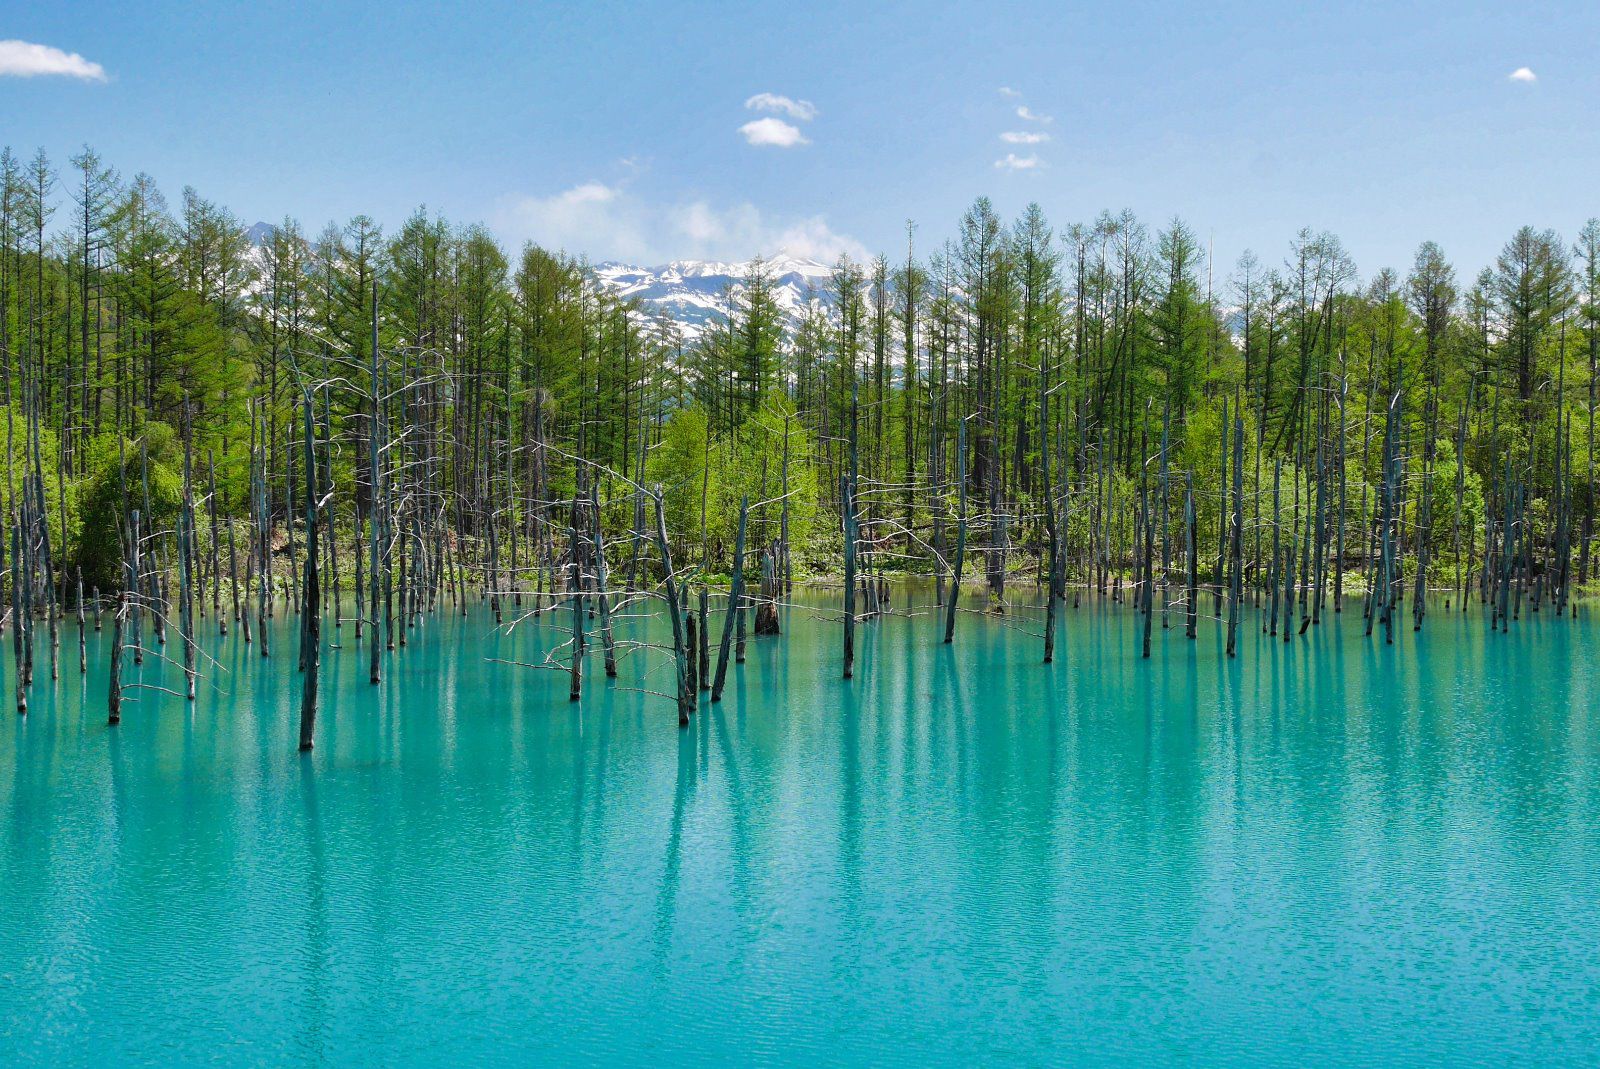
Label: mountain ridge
xmin=592 ymin=253 xmax=835 ymax=340
xmin=245 ymin=221 xmax=837 ymax=341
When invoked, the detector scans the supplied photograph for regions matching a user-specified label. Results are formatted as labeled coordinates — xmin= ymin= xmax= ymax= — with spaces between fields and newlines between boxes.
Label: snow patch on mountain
xmin=244 ymin=222 xmax=836 ymax=343
xmin=592 ymin=254 xmax=836 ymax=340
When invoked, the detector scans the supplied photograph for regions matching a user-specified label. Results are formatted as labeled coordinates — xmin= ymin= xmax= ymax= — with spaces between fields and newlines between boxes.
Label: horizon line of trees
xmin=3 ymin=143 xmax=1598 ymax=617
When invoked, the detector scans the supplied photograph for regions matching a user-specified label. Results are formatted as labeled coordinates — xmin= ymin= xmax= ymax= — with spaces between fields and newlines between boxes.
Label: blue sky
xmin=3 ymin=0 xmax=1597 ymax=277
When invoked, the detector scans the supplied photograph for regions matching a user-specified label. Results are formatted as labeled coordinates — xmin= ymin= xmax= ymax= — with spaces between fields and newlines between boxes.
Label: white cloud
xmin=562 ymin=182 xmax=618 ymax=205
xmin=1016 ymin=105 xmax=1053 ymax=124
xmin=496 ymin=181 xmax=654 ymax=262
xmin=995 ymin=153 xmax=1042 ymax=171
xmin=1508 ymin=66 xmax=1537 ymax=83
xmin=998 ymin=86 xmax=1021 ymax=99
xmin=0 ymin=39 xmax=107 ymax=81
xmin=496 ymin=181 xmax=864 ymax=264
xmin=761 ymin=217 xmax=869 ymax=263
xmin=668 ymin=201 xmax=866 ymax=262
xmin=1000 ymin=130 xmax=1050 ymax=144
xmin=744 ymin=92 xmax=818 ymax=121
xmin=739 ymin=116 xmax=810 ymax=147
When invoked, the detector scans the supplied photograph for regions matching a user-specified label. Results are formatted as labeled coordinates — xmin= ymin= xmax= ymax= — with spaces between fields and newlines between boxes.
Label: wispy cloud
xmin=0 ymin=39 xmax=107 ymax=81
xmin=739 ymin=117 xmax=810 ymax=147
xmin=1508 ymin=66 xmax=1537 ymax=83
xmin=994 ymin=91 xmax=1049 ymax=166
xmin=744 ymin=92 xmax=818 ymax=121
xmin=496 ymin=181 xmax=864 ymax=263
xmin=497 ymin=181 xmax=652 ymax=261
xmin=669 ymin=201 xmax=865 ymax=262
xmin=994 ymin=153 xmax=1041 ymax=171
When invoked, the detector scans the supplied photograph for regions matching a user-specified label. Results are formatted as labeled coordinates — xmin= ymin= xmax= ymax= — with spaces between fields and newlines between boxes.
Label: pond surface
xmin=3 ymin=590 xmax=1598 ymax=1067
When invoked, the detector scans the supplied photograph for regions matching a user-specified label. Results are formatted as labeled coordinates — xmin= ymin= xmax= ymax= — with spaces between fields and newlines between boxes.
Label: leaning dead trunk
xmin=943 ymin=419 xmax=968 ymax=645
xmin=1042 ymin=383 xmax=1060 ymax=664
xmin=76 ymin=568 xmax=86 ymax=674
xmin=842 ymin=473 xmax=857 ymax=678
xmin=697 ymin=584 xmax=710 ymax=691
xmin=1185 ymin=475 xmax=1198 ymax=640
xmin=568 ymin=493 xmax=585 ymax=702
xmin=107 ymin=595 xmax=125 ymax=725
xmin=652 ymin=490 xmax=693 ymax=726
xmin=1226 ymin=410 xmax=1244 ymax=658
xmin=299 ymin=398 xmax=321 ymax=752
xmin=590 ymin=481 xmax=618 ymax=679
xmin=712 ymin=495 xmax=749 ymax=702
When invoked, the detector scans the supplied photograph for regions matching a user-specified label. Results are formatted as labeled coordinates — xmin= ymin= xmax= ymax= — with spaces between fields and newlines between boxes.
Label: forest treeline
xmin=2 ymin=143 xmax=1598 ymax=620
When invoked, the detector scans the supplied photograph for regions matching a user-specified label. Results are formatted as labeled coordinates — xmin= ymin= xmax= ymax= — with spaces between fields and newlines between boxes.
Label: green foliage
xmin=647 ymin=405 xmax=714 ymax=545
xmin=74 ymin=427 xmax=184 ymax=593
xmin=710 ymin=390 xmax=823 ymax=558
xmin=646 ymin=392 xmax=824 ymax=568
xmin=1422 ymin=435 xmax=1485 ymax=560
xmin=0 ymin=405 xmax=76 ymax=558
xmin=3 ymin=142 xmax=1600 ymax=600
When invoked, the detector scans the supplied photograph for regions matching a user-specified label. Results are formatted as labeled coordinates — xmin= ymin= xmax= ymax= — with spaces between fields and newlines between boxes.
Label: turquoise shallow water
xmin=3 ymin=591 xmax=1599 ymax=1067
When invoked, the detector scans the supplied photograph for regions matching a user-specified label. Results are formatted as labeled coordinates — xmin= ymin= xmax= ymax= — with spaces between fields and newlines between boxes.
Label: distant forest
xmin=2 ymin=144 xmax=1596 ymax=619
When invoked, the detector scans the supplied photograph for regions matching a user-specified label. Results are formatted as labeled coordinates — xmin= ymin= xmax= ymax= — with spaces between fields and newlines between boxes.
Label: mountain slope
xmin=592 ymin=254 xmax=835 ymax=340
xmin=244 ymin=222 xmax=835 ymax=342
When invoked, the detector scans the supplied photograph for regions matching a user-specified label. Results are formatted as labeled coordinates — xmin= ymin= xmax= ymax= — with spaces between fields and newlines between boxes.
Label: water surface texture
xmin=3 ymin=593 xmax=1598 ymax=1067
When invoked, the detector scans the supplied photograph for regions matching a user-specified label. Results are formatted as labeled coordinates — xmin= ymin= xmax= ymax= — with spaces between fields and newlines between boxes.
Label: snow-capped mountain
xmin=243 ymin=221 xmax=835 ymax=342
xmin=592 ymin=254 xmax=835 ymax=341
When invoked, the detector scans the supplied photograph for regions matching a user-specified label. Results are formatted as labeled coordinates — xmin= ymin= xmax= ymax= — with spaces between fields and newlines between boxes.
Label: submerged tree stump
xmin=755 ymin=545 xmax=781 ymax=635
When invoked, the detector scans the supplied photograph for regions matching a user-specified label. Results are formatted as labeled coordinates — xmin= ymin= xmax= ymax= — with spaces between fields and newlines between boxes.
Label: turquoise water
xmin=3 ymin=591 xmax=1598 ymax=1067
